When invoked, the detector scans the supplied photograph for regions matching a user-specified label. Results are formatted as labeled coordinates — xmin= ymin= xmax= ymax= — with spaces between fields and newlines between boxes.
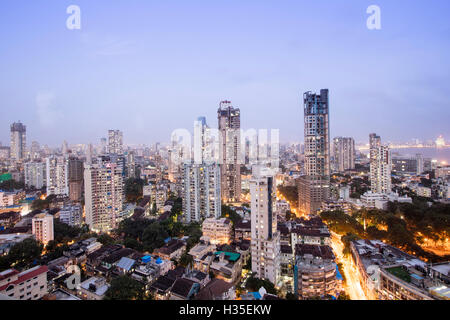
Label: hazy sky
xmin=1 ymin=0 xmax=449 ymax=147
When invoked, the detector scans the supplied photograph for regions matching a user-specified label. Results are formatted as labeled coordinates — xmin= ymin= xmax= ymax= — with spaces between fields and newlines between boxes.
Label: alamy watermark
xmin=367 ymin=5 xmax=381 ymax=30
xmin=66 ymin=5 xmax=81 ymax=30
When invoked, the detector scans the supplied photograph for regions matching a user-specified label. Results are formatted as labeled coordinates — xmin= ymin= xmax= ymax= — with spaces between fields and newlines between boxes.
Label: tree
xmin=178 ymin=252 xmax=194 ymax=267
xmin=97 ymin=234 xmax=115 ymax=246
xmin=104 ymin=275 xmax=148 ymax=300
xmin=7 ymin=238 xmax=43 ymax=269
xmin=245 ymin=275 xmax=277 ymax=295
xmin=125 ymin=178 xmax=145 ymax=204
xmin=285 ymin=292 xmax=297 ymax=300
xmin=142 ymin=222 xmax=169 ymax=252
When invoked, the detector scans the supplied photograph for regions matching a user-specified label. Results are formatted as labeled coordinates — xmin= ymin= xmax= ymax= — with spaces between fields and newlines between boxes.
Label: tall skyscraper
xmin=369 ymin=133 xmax=392 ymax=194
xmin=10 ymin=122 xmax=26 ymax=161
xmin=108 ymin=130 xmax=123 ymax=155
xmin=218 ymin=101 xmax=241 ymax=203
xmin=333 ymin=137 xmax=355 ymax=172
xmin=46 ymin=156 xmax=69 ymax=196
xmin=84 ymin=161 xmax=124 ymax=233
xmin=250 ymin=166 xmax=280 ymax=285
xmin=68 ymin=157 xmax=84 ymax=202
xmin=182 ymin=162 xmax=221 ymax=223
xmin=298 ymin=89 xmax=331 ymax=215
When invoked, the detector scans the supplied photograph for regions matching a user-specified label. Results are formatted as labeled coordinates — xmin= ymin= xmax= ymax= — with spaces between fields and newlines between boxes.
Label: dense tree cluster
xmin=277 ymin=186 xmax=298 ymax=209
xmin=104 ymin=275 xmax=152 ymax=300
xmin=0 ymin=238 xmax=43 ymax=271
xmin=320 ymin=201 xmax=450 ymax=262
xmin=245 ymin=275 xmax=277 ymax=295
xmin=125 ymin=178 xmax=145 ymax=203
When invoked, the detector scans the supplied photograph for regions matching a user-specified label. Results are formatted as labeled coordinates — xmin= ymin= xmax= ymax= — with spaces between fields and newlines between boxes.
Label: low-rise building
xmin=0 ymin=266 xmax=48 ymax=300
xmin=201 ymin=218 xmax=232 ymax=245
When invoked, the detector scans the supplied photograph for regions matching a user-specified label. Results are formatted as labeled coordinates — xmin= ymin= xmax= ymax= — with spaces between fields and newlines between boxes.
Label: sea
xmin=390 ymin=147 xmax=450 ymax=164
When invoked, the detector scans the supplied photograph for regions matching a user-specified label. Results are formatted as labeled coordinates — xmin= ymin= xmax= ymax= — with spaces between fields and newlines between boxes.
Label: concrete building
xmin=0 ymin=266 xmax=48 ymax=300
xmin=68 ymin=157 xmax=84 ymax=202
xmin=369 ymin=134 xmax=392 ymax=194
xmin=59 ymin=204 xmax=83 ymax=227
xmin=294 ymin=244 xmax=340 ymax=299
xmin=24 ymin=162 xmax=46 ymax=189
xmin=250 ymin=167 xmax=280 ymax=285
xmin=46 ymin=156 xmax=69 ymax=196
xmin=10 ymin=122 xmax=26 ymax=161
xmin=32 ymin=213 xmax=54 ymax=245
xmin=201 ymin=218 xmax=232 ymax=244
xmin=298 ymin=90 xmax=331 ymax=215
xmin=84 ymin=162 xmax=124 ymax=233
xmin=333 ymin=137 xmax=355 ymax=172
xmin=182 ymin=162 xmax=221 ymax=223
xmin=218 ymin=101 xmax=241 ymax=203
xmin=108 ymin=130 xmax=123 ymax=155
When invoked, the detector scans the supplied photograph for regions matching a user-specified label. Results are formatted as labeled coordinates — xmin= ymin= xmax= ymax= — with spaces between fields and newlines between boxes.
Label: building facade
xmin=333 ymin=137 xmax=355 ymax=172
xmin=10 ymin=122 xmax=26 ymax=161
xmin=182 ymin=162 xmax=221 ymax=223
xmin=218 ymin=101 xmax=241 ymax=203
xmin=84 ymin=162 xmax=124 ymax=233
xmin=369 ymin=133 xmax=392 ymax=194
xmin=298 ymin=89 xmax=331 ymax=215
xmin=250 ymin=167 xmax=280 ymax=285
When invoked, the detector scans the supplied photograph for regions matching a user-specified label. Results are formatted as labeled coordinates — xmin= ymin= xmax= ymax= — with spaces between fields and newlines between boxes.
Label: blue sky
xmin=1 ymin=0 xmax=449 ymax=146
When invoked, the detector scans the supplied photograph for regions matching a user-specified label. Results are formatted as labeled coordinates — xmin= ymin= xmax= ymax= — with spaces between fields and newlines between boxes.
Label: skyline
xmin=1 ymin=0 xmax=450 ymax=146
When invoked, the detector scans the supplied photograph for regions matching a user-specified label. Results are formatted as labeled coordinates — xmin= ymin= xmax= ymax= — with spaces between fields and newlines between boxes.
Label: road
xmin=330 ymin=232 xmax=368 ymax=300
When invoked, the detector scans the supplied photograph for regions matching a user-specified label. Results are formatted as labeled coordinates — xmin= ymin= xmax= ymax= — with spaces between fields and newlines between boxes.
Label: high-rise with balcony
xmin=369 ymin=133 xmax=391 ymax=194
xmin=298 ymin=89 xmax=331 ymax=215
xmin=108 ymin=130 xmax=123 ymax=155
xmin=46 ymin=156 xmax=69 ymax=196
xmin=250 ymin=166 xmax=280 ymax=285
xmin=84 ymin=161 xmax=124 ymax=233
xmin=333 ymin=137 xmax=355 ymax=172
xmin=218 ymin=101 xmax=241 ymax=203
xmin=182 ymin=162 xmax=221 ymax=223
xmin=10 ymin=122 xmax=26 ymax=161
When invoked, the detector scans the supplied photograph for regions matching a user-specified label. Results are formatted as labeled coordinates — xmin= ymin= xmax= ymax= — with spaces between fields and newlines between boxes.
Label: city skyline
xmin=1 ymin=1 xmax=450 ymax=145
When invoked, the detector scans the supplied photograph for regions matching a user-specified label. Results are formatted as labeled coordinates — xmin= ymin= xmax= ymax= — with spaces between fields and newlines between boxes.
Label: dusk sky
xmin=1 ymin=0 xmax=449 ymax=146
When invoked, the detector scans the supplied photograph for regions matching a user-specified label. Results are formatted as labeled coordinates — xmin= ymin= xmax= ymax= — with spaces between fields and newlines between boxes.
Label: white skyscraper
xmin=250 ymin=166 xmax=280 ymax=285
xmin=32 ymin=213 xmax=54 ymax=245
xmin=84 ymin=161 xmax=124 ymax=233
xmin=182 ymin=162 xmax=221 ymax=223
xmin=46 ymin=156 xmax=69 ymax=196
xmin=369 ymin=133 xmax=392 ymax=194
xmin=333 ymin=137 xmax=355 ymax=172
xmin=24 ymin=162 xmax=46 ymax=189
xmin=108 ymin=130 xmax=123 ymax=155
xmin=10 ymin=122 xmax=26 ymax=161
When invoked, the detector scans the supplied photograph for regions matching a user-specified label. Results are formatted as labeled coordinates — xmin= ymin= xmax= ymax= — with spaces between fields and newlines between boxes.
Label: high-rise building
xmin=250 ymin=166 xmax=280 ymax=285
xmin=298 ymin=89 xmax=331 ymax=215
xmin=218 ymin=101 xmax=241 ymax=203
xmin=369 ymin=133 xmax=391 ymax=194
xmin=84 ymin=161 xmax=124 ymax=233
xmin=108 ymin=130 xmax=123 ymax=155
xmin=182 ymin=162 xmax=221 ymax=223
xmin=46 ymin=156 xmax=69 ymax=196
xmin=24 ymin=162 xmax=46 ymax=189
xmin=68 ymin=157 xmax=84 ymax=202
xmin=333 ymin=137 xmax=355 ymax=172
xmin=10 ymin=122 xmax=26 ymax=161
xmin=194 ymin=116 xmax=216 ymax=164
xmin=32 ymin=213 xmax=54 ymax=245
